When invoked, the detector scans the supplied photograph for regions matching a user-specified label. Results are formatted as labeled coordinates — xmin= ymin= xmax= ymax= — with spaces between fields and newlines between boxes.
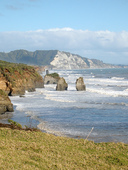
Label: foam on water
xmin=9 ymin=68 xmax=128 ymax=143
xmin=87 ymin=87 xmax=128 ymax=97
xmin=111 ymin=77 xmax=125 ymax=80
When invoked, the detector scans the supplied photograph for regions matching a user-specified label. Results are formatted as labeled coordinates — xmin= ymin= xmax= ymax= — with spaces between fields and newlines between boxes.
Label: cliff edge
xmin=0 ymin=60 xmax=44 ymax=114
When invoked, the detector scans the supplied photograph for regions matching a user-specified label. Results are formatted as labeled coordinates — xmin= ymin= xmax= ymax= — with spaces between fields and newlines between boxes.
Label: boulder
xmin=56 ymin=77 xmax=68 ymax=91
xmin=6 ymin=104 xmax=13 ymax=112
xmin=0 ymin=89 xmax=13 ymax=114
xmin=76 ymin=77 xmax=86 ymax=91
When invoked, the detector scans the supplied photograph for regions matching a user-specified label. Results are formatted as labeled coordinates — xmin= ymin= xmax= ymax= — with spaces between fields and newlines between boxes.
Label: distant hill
xmin=0 ymin=50 xmax=57 ymax=66
xmin=0 ymin=50 xmax=127 ymax=69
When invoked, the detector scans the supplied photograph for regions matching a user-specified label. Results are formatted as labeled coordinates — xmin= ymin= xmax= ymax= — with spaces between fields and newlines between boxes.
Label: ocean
xmin=9 ymin=68 xmax=128 ymax=143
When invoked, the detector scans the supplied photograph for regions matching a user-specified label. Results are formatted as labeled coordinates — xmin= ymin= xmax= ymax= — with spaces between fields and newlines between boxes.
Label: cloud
xmin=0 ymin=28 xmax=128 ymax=64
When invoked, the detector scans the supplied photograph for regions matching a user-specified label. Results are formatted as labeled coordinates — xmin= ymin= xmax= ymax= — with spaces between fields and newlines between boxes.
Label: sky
xmin=0 ymin=0 xmax=128 ymax=65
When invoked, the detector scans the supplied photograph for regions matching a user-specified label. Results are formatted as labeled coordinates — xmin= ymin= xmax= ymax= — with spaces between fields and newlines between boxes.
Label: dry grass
xmin=0 ymin=127 xmax=128 ymax=170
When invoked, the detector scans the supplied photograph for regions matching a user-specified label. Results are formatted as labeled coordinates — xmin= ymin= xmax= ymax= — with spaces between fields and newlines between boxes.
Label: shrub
xmin=47 ymin=73 xmax=59 ymax=78
xmin=8 ymin=119 xmax=22 ymax=129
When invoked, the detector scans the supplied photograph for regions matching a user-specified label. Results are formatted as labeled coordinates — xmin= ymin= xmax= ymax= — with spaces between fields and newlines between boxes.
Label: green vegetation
xmin=0 ymin=127 xmax=128 ymax=169
xmin=0 ymin=60 xmax=35 ymax=75
xmin=7 ymin=120 xmax=40 ymax=131
xmin=0 ymin=60 xmax=41 ymax=86
xmin=0 ymin=89 xmax=7 ymax=97
xmin=8 ymin=119 xmax=22 ymax=129
xmin=47 ymin=72 xmax=60 ymax=78
xmin=0 ymin=50 xmax=58 ymax=66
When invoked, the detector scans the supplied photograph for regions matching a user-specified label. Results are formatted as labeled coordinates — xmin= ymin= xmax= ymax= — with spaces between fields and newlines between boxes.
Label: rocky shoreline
xmin=0 ymin=60 xmax=44 ymax=115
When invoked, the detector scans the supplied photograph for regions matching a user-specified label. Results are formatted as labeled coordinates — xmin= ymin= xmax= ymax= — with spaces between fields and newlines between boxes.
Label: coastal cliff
xmin=0 ymin=50 xmax=127 ymax=69
xmin=0 ymin=60 xmax=44 ymax=114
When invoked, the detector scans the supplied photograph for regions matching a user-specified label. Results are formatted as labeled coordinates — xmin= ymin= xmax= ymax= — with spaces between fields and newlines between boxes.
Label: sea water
xmin=10 ymin=68 xmax=128 ymax=143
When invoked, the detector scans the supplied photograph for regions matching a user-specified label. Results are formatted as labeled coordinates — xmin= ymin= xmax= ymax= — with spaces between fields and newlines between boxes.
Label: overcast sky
xmin=0 ymin=0 xmax=128 ymax=64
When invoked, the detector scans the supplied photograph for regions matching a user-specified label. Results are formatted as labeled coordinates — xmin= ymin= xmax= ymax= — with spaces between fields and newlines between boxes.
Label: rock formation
xmin=56 ymin=77 xmax=68 ymax=91
xmin=0 ymin=89 xmax=13 ymax=114
xmin=50 ymin=51 xmax=122 ymax=69
xmin=0 ymin=62 xmax=44 ymax=96
xmin=44 ymin=73 xmax=60 ymax=84
xmin=76 ymin=77 xmax=86 ymax=91
xmin=0 ymin=60 xmax=44 ymax=114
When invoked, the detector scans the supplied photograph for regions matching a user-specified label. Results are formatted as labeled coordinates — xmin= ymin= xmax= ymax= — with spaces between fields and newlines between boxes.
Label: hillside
xmin=0 ymin=50 xmax=57 ymax=66
xmin=0 ymin=60 xmax=44 ymax=96
xmin=0 ymin=127 xmax=128 ymax=169
xmin=0 ymin=60 xmax=44 ymax=114
xmin=0 ymin=50 xmax=126 ymax=69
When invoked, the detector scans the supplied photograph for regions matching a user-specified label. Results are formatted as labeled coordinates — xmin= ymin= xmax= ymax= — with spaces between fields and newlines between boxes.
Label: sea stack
xmin=56 ymin=77 xmax=68 ymax=91
xmin=76 ymin=77 xmax=86 ymax=91
xmin=44 ymin=73 xmax=60 ymax=84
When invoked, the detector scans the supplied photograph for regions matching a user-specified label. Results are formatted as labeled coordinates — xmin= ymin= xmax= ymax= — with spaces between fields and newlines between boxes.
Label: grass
xmin=0 ymin=60 xmax=42 ymax=89
xmin=47 ymin=73 xmax=60 ymax=78
xmin=0 ymin=89 xmax=7 ymax=97
xmin=0 ymin=127 xmax=128 ymax=169
xmin=0 ymin=60 xmax=41 ymax=78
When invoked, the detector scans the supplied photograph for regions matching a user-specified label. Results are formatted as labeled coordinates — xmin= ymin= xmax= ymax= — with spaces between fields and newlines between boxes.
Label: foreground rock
xmin=76 ymin=77 xmax=86 ymax=91
xmin=56 ymin=77 xmax=68 ymax=91
xmin=0 ymin=89 xmax=13 ymax=114
xmin=44 ymin=73 xmax=60 ymax=84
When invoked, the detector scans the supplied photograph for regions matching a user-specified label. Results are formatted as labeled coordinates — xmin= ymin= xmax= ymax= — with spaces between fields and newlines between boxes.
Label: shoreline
xmin=1 ymin=93 xmax=128 ymax=144
xmin=1 ymin=111 xmax=128 ymax=144
xmin=0 ymin=119 xmax=128 ymax=145
xmin=1 ymin=74 xmax=128 ymax=144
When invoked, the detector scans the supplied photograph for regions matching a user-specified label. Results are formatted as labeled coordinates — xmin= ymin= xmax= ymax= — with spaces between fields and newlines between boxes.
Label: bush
xmin=47 ymin=73 xmax=59 ymax=78
xmin=8 ymin=119 xmax=22 ymax=129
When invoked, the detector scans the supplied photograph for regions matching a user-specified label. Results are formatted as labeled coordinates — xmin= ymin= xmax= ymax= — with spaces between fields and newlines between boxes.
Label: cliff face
xmin=50 ymin=51 xmax=120 ymax=69
xmin=0 ymin=61 xmax=44 ymax=114
xmin=50 ymin=51 xmax=89 ymax=69
xmin=0 ymin=50 xmax=127 ymax=69
xmin=0 ymin=61 xmax=44 ymax=96
xmin=0 ymin=89 xmax=13 ymax=114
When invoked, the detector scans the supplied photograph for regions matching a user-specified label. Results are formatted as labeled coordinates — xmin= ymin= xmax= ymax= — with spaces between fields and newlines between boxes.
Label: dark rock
xmin=20 ymin=95 xmax=25 ymax=97
xmin=76 ymin=77 xmax=86 ymax=91
xmin=56 ymin=77 xmax=68 ymax=91
xmin=7 ymin=104 xmax=13 ymax=112
xmin=46 ymin=70 xmax=49 ymax=75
